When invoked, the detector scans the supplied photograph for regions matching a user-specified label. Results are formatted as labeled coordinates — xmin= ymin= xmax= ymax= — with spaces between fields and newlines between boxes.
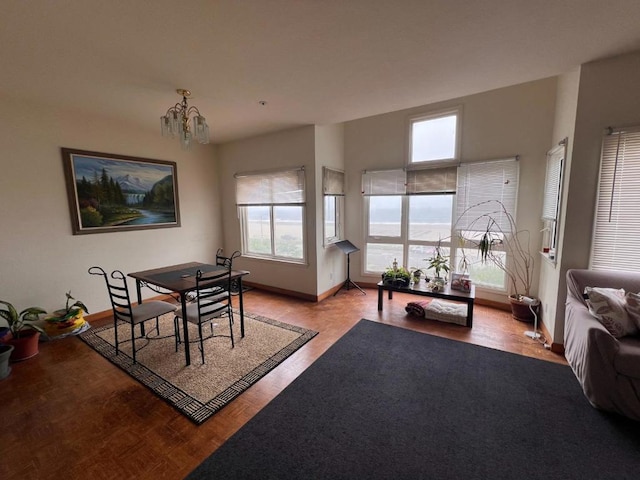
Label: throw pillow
xmin=625 ymin=291 xmax=640 ymax=329
xmin=584 ymin=287 xmax=638 ymax=338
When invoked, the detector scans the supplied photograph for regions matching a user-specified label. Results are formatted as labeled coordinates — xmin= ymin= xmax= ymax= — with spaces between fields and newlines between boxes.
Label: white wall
xmin=552 ymin=51 xmax=640 ymax=343
xmin=314 ymin=124 xmax=346 ymax=294
xmin=0 ymin=95 xmax=221 ymax=317
xmin=538 ymin=69 xmax=580 ymax=344
xmin=217 ymin=126 xmax=319 ymax=296
xmin=343 ymin=78 xmax=557 ymax=304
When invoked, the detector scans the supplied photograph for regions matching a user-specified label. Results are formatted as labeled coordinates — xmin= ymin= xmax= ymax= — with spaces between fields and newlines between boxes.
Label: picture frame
xmin=61 ymin=148 xmax=181 ymax=235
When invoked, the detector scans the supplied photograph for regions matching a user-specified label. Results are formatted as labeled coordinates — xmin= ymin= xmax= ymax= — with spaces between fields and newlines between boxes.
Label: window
xmin=409 ymin=108 xmax=460 ymax=165
xmin=362 ymin=167 xmax=456 ymax=274
xmin=235 ymin=168 xmax=306 ymax=262
xmin=455 ymin=158 xmax=519 ymax=292
xmin=591 ymin=127 xmax=640 ymax=272
xmin=322 ymin=167 xmax=345 ymax=245
xmin=541 ymin=141 xmax=566 ymax=254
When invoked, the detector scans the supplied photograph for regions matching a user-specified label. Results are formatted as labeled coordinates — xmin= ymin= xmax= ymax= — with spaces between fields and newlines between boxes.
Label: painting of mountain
xmin=62 ymin=148 xmax=180 ymax=234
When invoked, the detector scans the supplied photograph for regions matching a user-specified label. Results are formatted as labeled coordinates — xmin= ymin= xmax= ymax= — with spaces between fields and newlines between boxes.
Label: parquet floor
xmin=0 ymin=287 xmax=566 ymax=480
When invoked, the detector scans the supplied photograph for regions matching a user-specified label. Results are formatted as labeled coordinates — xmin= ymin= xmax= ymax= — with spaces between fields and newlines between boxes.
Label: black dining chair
xmin=89 ymin=266 xmax=177 ymax=363
xmin=174 ymin=267 xmax=235 ymax=364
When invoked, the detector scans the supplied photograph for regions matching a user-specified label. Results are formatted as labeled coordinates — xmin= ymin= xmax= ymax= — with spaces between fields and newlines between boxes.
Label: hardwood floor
xmin=0 ymin=287 xmax=566 ymax=480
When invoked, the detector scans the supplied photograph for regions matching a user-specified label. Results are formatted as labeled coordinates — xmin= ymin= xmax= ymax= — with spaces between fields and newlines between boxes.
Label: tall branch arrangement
xmin=456 ymin=200 xmax=535 ymax=298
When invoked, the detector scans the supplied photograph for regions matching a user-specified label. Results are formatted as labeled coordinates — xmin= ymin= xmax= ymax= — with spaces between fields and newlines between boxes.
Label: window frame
xmin=407 ymin=107 xmax=462 ymax=166
xmin=235 ymin=167 xmax=307 ymax=264
xmin=322 ymin=167 xmax=345 ymax=246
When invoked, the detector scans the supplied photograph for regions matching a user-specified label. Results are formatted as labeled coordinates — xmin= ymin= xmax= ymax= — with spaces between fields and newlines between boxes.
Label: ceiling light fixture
xmin=160 ymin=89 xmax=210 ymax=149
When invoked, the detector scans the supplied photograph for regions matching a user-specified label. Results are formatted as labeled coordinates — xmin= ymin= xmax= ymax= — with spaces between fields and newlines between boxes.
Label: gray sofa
xmin=564 ymin=269 xmax=640 ymax=420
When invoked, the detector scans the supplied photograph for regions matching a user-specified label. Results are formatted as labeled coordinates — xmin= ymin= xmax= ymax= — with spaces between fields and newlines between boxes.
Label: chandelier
xmin=160 ymin=89 xmax=210 ymax=149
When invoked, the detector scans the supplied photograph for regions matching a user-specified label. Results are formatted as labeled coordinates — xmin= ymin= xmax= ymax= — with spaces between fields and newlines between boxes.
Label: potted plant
xmin=382 ymin=266 xmax=412 ymax=287
xmin=0 ymin=300 xmax=47 ymax=361
xmin=44 ymin=291 xmax=89 ymax=338
xmin=457 ymin=200 xmax=537 ymax=322
xmin=0 ymin=343 xmax=14 ymax=379
xmin=425 ymin=243 xmax=450 ymax=282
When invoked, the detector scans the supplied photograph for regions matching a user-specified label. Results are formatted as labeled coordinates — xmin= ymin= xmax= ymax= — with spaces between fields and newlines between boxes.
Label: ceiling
xmin=3 ymin=1 xmax=640 ymax=144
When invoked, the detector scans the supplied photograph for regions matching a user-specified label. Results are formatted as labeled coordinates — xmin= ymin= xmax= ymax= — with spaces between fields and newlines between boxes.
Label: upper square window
xmin=409 ymin=109 xmax=460 ymax=164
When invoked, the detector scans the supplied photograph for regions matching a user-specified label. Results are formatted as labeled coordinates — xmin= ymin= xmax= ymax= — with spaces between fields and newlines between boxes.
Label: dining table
xmin=128 ymin=261 xmax=250 ymax=366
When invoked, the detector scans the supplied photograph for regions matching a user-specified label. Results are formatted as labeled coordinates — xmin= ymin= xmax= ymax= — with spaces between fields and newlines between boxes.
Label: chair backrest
xmin=215 ymin=248 xmax=241 ymax=269
xmin=88 ymin=266 xmax=135 ymax=324
xmin=195 ymin=266 xmax=233 ymax=319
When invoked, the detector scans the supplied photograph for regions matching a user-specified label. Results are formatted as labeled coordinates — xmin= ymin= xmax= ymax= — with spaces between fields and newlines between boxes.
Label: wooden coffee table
xmin=377 ymin=280 xmax=475 ymax=327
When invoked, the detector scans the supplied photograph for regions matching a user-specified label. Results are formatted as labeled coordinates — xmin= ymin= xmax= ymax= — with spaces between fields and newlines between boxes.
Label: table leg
xmin=135 ymin=280 xmax=145 ymax=336
xmin=238 ymin=277 xmax=245 ymax=338
xmin=181 ymin=294 xmax=191 ymax=366
xmin=378 ymin=285 xmax=383 ymax=311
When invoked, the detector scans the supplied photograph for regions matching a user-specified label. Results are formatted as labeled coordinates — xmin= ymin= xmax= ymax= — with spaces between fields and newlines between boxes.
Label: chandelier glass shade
xmin=160 ymin=89 xmax=210 ymax=149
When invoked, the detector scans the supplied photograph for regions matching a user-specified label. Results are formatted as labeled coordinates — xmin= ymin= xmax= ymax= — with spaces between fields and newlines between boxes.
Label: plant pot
xmin=509 ymin=295 xmax=539 ymax=323
xmin=0 ymin=327 xmax=11 ymax=343
xmin=8 ymin=329 xmax=41 ymax=361
xmin=0 ymin=344 xmax=14 ymax=379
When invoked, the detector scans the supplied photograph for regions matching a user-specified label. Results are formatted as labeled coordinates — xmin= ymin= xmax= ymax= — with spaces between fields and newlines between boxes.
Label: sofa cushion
xmin=614 ymin=337 xmax=640 ymax=379
xmin=584 ymin=287 xmax=638 ymax=338
xmin=625 ymin=291 xmax=640 ymax=329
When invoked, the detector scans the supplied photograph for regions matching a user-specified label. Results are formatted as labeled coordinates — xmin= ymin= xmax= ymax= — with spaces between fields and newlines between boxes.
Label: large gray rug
xmin=187 ymin=319 xmax=640 ymax=479
xmin=79 ymin=310 xmax=317 ymax=424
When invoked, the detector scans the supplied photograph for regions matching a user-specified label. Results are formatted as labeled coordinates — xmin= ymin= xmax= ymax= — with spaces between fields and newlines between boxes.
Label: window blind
xmin=235 ymin=167 xmax=305 ymax=205
xmin=542 ymin=144 xmax=565 ymax=221
xmin=323 ymin=167 xmax=345 ymax=195
xmin=361 ymin=169 xmax=406 ymax=195
xmin=591 ymin=128 xmax=640 ymax=271
xmin=406 ymin=166 xmax=457 ymax=194
xmin=455 ymin=158 xmax=519 ymax=230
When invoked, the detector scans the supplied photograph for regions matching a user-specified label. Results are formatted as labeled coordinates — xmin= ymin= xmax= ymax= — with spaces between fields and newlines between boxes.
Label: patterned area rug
xmin=79 ymin=310 xmax=317 ymax=424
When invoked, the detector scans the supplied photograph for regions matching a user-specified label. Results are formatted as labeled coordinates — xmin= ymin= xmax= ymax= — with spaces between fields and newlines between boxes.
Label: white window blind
xmin=235 ymin=168 xmax=305 ymax=205
xmin=455 ymin=158 xmax=519 ymax=230
xmin=406 ymin=166 xmax=457 ymax=194
xmin=323 ymin=167 xmax=345 ymax=196
xmin=542 ymin=144 xmax=565 ymax=221
xmin=361 ymin=169 xmax=406 ymax=195
xmin=591 ymin=128 xmax=640 ymax=271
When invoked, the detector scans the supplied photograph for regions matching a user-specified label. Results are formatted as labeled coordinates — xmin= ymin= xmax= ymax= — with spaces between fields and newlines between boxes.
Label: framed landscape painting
xmin=61 ymin=148 xmax=181 ymax=235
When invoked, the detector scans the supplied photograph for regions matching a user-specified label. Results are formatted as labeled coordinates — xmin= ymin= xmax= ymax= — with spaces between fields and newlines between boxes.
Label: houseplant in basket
xmin=43 ymin=291 xmax=89 ymax=338
xmin=457 ymin=200 xmax=537 ymax=322
xmin=0 ymin=300 xmax=47 ymax=360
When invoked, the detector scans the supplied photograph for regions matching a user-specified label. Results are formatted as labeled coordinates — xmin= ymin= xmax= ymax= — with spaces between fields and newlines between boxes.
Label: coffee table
xmin=377 ymin=280 xmax=475 ymax=327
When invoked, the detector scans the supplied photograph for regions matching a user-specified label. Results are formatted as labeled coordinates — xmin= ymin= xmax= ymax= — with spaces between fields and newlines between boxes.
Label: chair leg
xmin=228 ymin=310 xmax=235 ymax=348
xmin=173 ymin=316 xmax=180 ymax=352
xmin=198 ymin=321 xmax=205 ymax=364
xmin=131 ymin=322 xmax=137 ymax=363
xmin=114 ymin=318 xmax=120 ymax=356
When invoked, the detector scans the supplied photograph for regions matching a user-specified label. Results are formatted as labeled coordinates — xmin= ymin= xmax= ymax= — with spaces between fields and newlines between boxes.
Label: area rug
xmin=78 ymin=311 xmax=317 ymax=424
xmin=187 ymin=319 xmax=640 ymax=479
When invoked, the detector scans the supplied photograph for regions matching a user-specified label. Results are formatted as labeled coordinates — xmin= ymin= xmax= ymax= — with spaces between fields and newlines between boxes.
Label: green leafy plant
xmin=382 ymin=266 xmax=412 ymax=286
xmin=425 ymin=242 xmax=450 ymax=279
xmin=47 ymin=291 xmax=89 ymax=323
xmin=0 ymin=300 xmax=47 ymax=338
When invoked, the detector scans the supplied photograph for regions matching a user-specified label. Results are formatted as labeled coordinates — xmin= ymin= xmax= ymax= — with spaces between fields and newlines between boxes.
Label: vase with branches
xmin=456 ymin=200 xmax=537 ymax=321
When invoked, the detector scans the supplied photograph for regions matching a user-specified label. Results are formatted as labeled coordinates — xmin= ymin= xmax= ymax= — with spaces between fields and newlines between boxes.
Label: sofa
xmin=564 ymin=269 xmax=640 ymax=420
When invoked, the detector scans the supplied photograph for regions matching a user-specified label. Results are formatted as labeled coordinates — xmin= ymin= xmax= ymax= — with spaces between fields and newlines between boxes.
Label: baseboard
xmin=243 ymin=282 xmax=318 ymax=302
